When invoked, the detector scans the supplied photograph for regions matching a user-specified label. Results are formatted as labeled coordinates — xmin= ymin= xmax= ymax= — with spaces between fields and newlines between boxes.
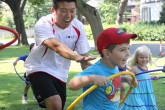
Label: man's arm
xmin=43 ymin=37 xmax=95 ymax=62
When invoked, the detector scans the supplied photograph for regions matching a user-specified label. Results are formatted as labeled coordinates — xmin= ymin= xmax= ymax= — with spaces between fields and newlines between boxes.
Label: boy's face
xmin=105 ymin=43 xmax=130 ymax=68
xmin=137 ymin=52 xmax=149 ymax=67
xmin=52 ymin=2 xmax=76 ymax=29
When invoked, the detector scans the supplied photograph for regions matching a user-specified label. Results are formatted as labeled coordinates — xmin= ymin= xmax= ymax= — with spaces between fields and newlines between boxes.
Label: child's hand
xmin=125 ymin=75 xmax=138 ymax=88
xmin=13 ymin=61 xmax=17 ymax=66
xmin=92 ymin=75 xmax=109 ymax=87
xmin=151 ymin=75 xmax=159 ymax=80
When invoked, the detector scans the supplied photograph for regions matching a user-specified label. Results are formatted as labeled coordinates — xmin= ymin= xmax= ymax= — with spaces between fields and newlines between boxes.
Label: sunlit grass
xmin=0 ymin=45 xmax=165 ymax=109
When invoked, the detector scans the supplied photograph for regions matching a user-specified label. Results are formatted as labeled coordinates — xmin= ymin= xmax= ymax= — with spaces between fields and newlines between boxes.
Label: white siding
xmin=140 ymin=1 xmax=163 ymax=22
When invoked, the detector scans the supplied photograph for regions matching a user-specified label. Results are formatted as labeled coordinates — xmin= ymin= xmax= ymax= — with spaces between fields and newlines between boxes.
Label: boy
xmin=68 ymin=28 xmax=138 ymax=109
xmin=13 ymin=43 xmax=34 ymax=104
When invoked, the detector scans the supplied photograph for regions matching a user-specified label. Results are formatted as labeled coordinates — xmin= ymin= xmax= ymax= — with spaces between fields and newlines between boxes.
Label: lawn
xmin=0 ymin=45 xmax=165 ymax=110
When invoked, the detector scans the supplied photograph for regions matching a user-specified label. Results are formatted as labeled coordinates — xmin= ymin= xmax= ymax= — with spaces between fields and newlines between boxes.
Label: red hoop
xmin=0 ymin=25 xmax=19 ymax=49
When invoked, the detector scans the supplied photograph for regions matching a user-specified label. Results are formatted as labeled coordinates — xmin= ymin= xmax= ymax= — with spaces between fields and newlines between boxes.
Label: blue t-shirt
xmin=19 ymin=54 xmax=29 ymax=62
xmin=75 ymin=60 xmax=121 ymax=110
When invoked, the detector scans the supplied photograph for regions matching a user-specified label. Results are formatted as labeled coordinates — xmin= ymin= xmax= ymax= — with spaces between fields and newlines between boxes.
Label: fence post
xmin=160 ymin=40 xmax=162 ymax=55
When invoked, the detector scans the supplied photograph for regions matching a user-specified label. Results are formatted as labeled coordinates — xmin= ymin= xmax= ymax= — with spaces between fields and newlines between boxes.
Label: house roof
xmin=128 ymin=0 xmax=140 ymax=6
xmin=87 ymin=0 xmax=103 ymax=7
xmin=87 ymin=0 xmax=140 ymax=7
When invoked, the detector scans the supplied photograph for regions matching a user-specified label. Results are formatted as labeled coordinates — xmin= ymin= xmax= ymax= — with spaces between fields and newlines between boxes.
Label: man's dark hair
xmin=52 ymin=0 xmax=77 ymax=10
xmin=29 ymin=43 xmax=35 ymax=51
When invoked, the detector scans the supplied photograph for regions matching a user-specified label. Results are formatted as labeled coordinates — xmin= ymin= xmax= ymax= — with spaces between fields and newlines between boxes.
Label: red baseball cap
xmin=97 ymin=28 xmax=137 ymax=53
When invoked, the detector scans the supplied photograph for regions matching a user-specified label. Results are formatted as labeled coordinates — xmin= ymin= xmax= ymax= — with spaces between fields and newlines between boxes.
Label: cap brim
xmin=115 ymin=33 xmax=137 ymax=45
xmin=129 ymin=33 xmax=137 ymax=38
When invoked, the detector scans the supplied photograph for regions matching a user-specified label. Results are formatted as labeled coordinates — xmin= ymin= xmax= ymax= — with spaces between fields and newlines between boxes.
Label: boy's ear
xmin=102 ymin=49 xmax=111 ymax=58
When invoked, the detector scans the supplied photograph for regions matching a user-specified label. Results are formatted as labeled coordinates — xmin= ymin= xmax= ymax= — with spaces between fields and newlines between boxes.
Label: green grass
xmin=0 ymin=45 xmax=29 ymax=60
xmin=0 ymin=45 xmax=165 ymax=110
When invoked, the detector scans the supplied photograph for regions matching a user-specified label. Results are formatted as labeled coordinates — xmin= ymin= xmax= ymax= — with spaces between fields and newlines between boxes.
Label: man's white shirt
xmin=24 ymin=14 xmax=91 ymax=83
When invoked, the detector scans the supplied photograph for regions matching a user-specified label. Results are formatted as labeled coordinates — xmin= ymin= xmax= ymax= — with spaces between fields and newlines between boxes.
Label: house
xmin=140 ymin=0 xmax=163 ymax=22
xmin=126 ymin=0 xmax=140 ymax=23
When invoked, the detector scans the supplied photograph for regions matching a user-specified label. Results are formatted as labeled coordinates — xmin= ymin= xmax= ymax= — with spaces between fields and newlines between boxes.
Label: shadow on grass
xmin=0 ymin=45 xmax=29 ymax=60
xmin=64 ymin=71 xmax=83 ymax=110
xmin=0 ymin=72 xmax=44 ymax=110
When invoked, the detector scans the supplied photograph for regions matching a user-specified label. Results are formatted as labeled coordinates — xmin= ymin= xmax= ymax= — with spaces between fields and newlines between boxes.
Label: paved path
xmin=1 ymin=39 xmax=165 ymax=56
xmin=129 ymin=43 xmax=165 ymax=56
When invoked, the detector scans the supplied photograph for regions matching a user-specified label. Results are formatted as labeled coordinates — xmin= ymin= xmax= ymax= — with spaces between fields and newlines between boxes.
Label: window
xmin=142 ymin=7 xmax=151 ymax=22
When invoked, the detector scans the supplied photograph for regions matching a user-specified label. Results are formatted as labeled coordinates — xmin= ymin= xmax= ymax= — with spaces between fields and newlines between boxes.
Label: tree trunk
xmin=77 ymin=0 xmax=103 ymax=49
xmin=116 ymin=0 xmax=128 ymax=25
xmin=2 ymin=0 xmax=28 ymax=45
xmin=77 ymin=10 xmax=82 ymax=22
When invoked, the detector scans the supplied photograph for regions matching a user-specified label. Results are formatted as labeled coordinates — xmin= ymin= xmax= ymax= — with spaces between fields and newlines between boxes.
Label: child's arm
xmin=13 ymin=57 xmax=20 ymax=66
xmin=121 ymin=66 xmax=138 ymax=88
xmin=162 ymin=52 xmax=165 ymax=57
xmin=68 ymin=75 xmax=109 ymax=90
xmin=120 ymin=75 xmax=138 ymax=88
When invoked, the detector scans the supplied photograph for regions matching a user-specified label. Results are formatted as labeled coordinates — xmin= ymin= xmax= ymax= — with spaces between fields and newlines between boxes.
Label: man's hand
xmin=75 ymin=55 xmax=96 ymax=63
xmin=75 ymin=55 xmax=96 ymax=70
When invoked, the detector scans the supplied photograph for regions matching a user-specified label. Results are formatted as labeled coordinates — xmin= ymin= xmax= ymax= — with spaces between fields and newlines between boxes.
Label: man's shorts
xmin=28 ymin=72 xmax=66 ymax=109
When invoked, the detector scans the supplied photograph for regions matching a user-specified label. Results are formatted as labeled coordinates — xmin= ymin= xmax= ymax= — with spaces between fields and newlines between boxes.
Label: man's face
xmin=52 ymin=2 xmax=76 ymax=29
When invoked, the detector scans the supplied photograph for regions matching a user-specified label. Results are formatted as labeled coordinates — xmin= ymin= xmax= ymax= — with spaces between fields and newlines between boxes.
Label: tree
xmin=159 ymin=3 xmax=165 ymax=24
xmin=0 ymin=1 xmax=3 ymax=22
xmin=0 ymin=0 xmax=45 ymax=45
xmin=1 ymin=0 xmax=102 ymax=47
xmin=116 ymin=0 xmax=128 ymax=25
xmin=23 ymin=1 xmax=52 ymax=29
xmin=77 ymin=0 xmax=103 ymax=49
xmin=1 ymin=0 xmax=28 ymax=45
xmin=98 ymin=2 xmax=118 ymax=24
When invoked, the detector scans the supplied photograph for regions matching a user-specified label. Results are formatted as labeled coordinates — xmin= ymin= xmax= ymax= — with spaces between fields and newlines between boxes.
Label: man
xmin=24 ymin=0 xmax=95 ymax=110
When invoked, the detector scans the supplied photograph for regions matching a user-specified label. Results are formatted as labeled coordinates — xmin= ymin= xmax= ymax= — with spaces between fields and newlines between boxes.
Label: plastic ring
xmin=0 ymin=25 xmax=19 ymax=50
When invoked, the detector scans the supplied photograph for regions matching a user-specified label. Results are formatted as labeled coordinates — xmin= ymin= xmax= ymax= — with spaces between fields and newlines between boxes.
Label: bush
xmin=118 ymin=23 xmax=165 ymax=41
xmin=84 ymin=25 xmax=93 ymax=40
xmin=84 ymin=22 xmax=165 ymax=41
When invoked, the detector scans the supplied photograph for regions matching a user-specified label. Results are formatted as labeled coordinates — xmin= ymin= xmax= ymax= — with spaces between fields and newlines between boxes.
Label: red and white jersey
xmin=24 ymin=14 xmax=91 ymax=83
